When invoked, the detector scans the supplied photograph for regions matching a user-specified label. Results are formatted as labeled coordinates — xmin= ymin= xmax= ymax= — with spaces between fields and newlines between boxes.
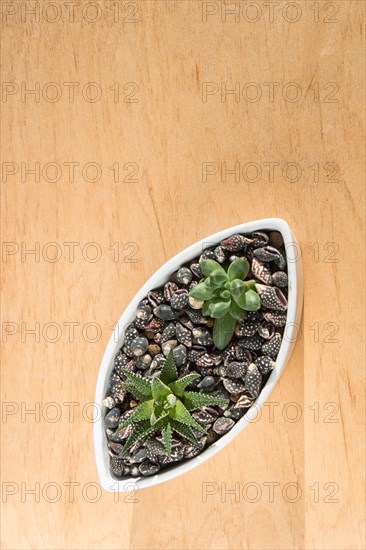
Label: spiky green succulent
xmin=116 ymin=350 xmax=228 ymax=457
xmin=189 ymin=258 xmax=261 ymax=350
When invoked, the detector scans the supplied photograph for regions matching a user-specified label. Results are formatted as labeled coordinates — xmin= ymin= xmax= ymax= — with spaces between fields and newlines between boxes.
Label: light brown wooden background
xmin=1 ymin=1 xmax=365 ymax=549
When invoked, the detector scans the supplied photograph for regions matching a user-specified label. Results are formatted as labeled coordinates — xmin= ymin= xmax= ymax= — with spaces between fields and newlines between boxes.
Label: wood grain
xmin=1 ymin=1 xmax=364 ymax=549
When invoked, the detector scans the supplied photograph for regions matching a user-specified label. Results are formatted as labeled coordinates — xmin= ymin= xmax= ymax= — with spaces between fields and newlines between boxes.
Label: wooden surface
xmin=1 ymin=1 xmax=365 ymax=549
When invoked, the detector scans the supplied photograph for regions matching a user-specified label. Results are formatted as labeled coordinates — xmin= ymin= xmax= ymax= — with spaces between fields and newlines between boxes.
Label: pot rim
xmin=94 ymin=218 xmax=303 ymax=492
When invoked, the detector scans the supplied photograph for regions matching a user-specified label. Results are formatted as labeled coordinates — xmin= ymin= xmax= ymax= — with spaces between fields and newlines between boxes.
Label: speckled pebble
xmin=244 ymin=363 xmax=262 ymax=398
xmin=213 ymin=416 xmax=235 ymax=435
xmin=105 ymin=407 xmax=121 ymax=428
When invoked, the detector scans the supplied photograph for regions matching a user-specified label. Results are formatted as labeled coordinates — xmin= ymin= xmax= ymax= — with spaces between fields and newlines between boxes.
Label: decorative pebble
xmin=255 ymin=284 xmax=287 ymax=312
xmin=130 ymin=448 xmax=147 ymax=464
xmin=196 ymin=352 xmax=214 ymax=368
xmin=235 ymin=346 xmax=252 ymax=362
xmin=140 ymin=353 xmax=152 ymax=367
xmin=130 ymin=336 xmax=148 ymax=357
xmin=244 ymin=363 xmax=262 ymax=398
xmin=190 ymin=263 xmax=202 ymax=278
xmin=235 ymin=320 xmax=258 ymax=338
xmin=145 ymin=439 xmax=166 ymax=461
xmin=108 ymin=441 xmax=124 ymax=456
xmin=164 ymin=281 xmax=178 ymax=302
xmin=255 ymin=355 xmax=276 ymax=374
xmin=162 ymin=339 xmax=178 ymax=356
xmin=110 ymin=457 xmax=125 ymax=476
xmin=213 ymin=416 xmax=235 ymax=435
xmin=102 ymin=396 xmax=116 ymax=409
xmin=161 ymin=447 xmax=184 ymax=464
xmin=214 ymin=245 xmax=227 ymax=263
xmin=109 ymin=374 xmax=125 ymax=402
xmin=136 ymin=303 xmax=152 ymax=321
xmin=239 ymin=333 xmax=265 ymax=351
xmin=124 ymin=325 xmax=139 ymax=344
xmin=188 ymin=296 xmax=204 ymax=310
xmin=213 ymin=366 xmax=226 ymax=377
xmin=206 ymin=429 xmax=219 ymax=446
xmin=176 ymin=267 xmax=193 ymax=285
xmin=223 ymin=378 xmax=246 ymax=393
xmin=105 ymin=407 xmax=121 ymax=428
xmin=154 ymin=304 xmax=179 ymax=320
xmin=251 ymin=257 xmax=273 ymax=284
xmin=197 ymin=376 xmax=215 ymax=390
xmin=147 ymin=344 xmax=160 ymax=357
xmin=222 ymin=344 xmax=237 ymax=365
xmin=263 ymin=311 xmax=287 ymax=327
xmin=261 ymin=333 xmax=282 ymax=357
xmin=272 ymin=271 xmax=288 ymax=288
xmin=251 ymin=231 xmax=269 ymax=247
xmin=234 ymin=392 xmax=255 ymax=408
xmin=162 ymin=323 xmax=176 ymax=342
xmin=192 ymin=327 xmax=214 ymax=346
xmin=170 ymin=289 xmax=189 ymax=310
xmin=269 ymin=231 xmax=284 ymax=249
xmin=220 ymin=234 xmax=251 ymax=251
xmin=253 ymin=245 xmax=281 ymax=263
xmin=130 ymin=466 xmax=140 ymax=477
xmin=146 ymin=317 xmax=165 ymax=332
xmin=187 ymin=349 xmax=201 ymax=362
xmin=200 ymin=249 xmax=216 ymax=261
xmin=226 ymin=361 xmax=248 ymax=379
xmin=184 ymin=437 xmax=207 ymax=458
xmin=257 ymin=321 xmax=275 ymax=340
xmin=173 ymin=344 xmax=187 ymax=366
xmin=192 ymin=410 xmax=216 ymax=426
xmin=224 ymin=407 xmax=246 ymax=421
xmin=134 ymin=317 xmax=148 ymax=330
xmin=176 ymin=322 xmax=192 ymax=347
xmin=150 ymin=353 xmax=166 ymax=371
xmin=210 ymin=352 xmax=223 ymax=366
xmin=147 ymin=290 xmax=164 ymax=307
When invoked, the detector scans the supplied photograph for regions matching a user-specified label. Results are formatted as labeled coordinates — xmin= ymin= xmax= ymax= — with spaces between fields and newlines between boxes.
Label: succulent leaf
xmin=115 ymin=400 xmax=154 ymax=433
xmin=200 ymin=258 xmax=225 ymax=277
xmin=202 ymin=301 xmax=211 ymax=316
xmin=169 ymin=372 xmax=201 ymax=397
xmin=233 ymin=289 xmax=261 ymax=311
xmin=207 ymin=298 xmax=231 ymax=319
xmin=159 ymin=349 xmax=178 ymax=384
xmin=229 ymin=300 xmax=246 ymax=321
xmin=210 ymin=269 xmax=228 ymax=286
xmin=169 ymin=400 xmax=207 ymax=433
xmin=162 ymin=423 xmax=172 ymax=457
xmin=169 ymin=419 xmax=198 ymax=444
xmin=243 ymin=289 xmax=261 ymax=310
xmin=183 ymin=391 xmax=229 ymax=411
xmin=123 ymin=419 xmax=157 ymax=451
xmin=121 ymin=369 xmax=152 ymax=401
xmin=244 ymin=280 xmax=256 ymax=291
xmin=189 ymin=281 xmax=215 ymax=301
xmin=213 ymin=312 xmax=237 ymax=350
xmin=230 ymin=279 xmax=245 ymax=298
xmin=124 ymin=383 xmax=151 ymax=403
xmin=151 ymin=377 xmax=171 ymax=401
xmin=150 ymin=405 xmax=169 ymax=426
xmin=227 ymin=257 xmax=250 ymax=281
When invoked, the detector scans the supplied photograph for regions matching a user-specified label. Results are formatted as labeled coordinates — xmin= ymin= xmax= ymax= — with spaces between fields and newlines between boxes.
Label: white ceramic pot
xmin=94 ymin=218 xmax=303 ymax=491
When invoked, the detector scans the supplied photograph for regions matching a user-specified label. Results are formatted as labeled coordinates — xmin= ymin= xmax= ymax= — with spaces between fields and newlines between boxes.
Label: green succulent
xmin=116 ymin=350 xmax=228 ymax=457
xmin=189 ymin=258 xmax=261 ymax=350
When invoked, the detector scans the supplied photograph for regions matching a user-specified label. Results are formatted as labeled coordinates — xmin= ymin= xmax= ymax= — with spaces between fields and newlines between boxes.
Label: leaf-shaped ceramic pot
xmin=94 ymin=218 xmax=303 ymax=491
